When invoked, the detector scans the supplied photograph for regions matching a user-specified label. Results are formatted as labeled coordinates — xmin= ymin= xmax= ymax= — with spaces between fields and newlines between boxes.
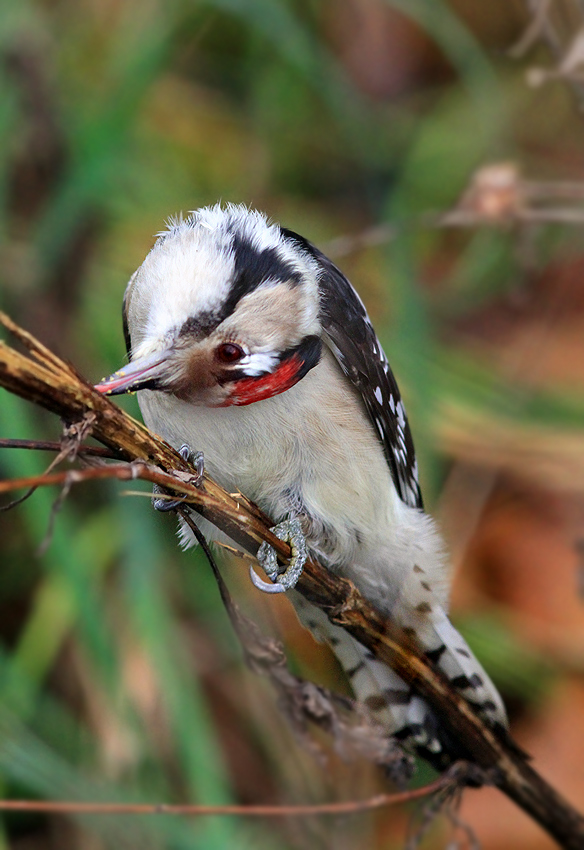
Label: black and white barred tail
xmin=291 ymin=592 xmax=506 ymax=766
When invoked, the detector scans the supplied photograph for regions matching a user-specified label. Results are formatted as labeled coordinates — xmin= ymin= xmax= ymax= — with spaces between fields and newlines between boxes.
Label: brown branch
xmin=0 ymin=775 xmax=450 ymax=817
xmin=1 ymin=311 xmax=584 ymax=848
xmin=0 ymin=437 xmax=113 ymax=457
xmin=0 ymin=463 xmax=203 ymax=500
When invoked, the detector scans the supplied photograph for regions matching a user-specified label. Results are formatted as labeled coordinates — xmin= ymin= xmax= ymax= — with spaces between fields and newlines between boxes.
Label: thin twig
xmin=519 ymin=0 xmax=584 ymax=110
xmin=0 ymin=437 xmax=113 ymax=457
xmin=0 ymin=776 xmax=450 ymax=817
xmin=510 ymin=0 xmax=553 ymax=57
xmin=0 ymin=485 xmax=38 ymax=512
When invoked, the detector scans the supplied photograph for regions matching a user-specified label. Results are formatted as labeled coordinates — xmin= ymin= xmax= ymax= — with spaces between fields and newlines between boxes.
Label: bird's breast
xmin=138 ymin=349 xmax=399 ymax=557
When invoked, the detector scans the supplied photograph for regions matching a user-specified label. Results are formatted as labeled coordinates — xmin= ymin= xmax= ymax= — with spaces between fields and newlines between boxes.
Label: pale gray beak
xmin=95 ymin=350 xmax=171 ymax=395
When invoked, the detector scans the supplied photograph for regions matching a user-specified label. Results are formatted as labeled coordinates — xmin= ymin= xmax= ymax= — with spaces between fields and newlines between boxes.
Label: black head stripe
xmin=179 ymin=311 xmax=223 ymax=340
xmin=222 ymin=232 xmax=302 ymax=320
xmin=176 ymin=233 xmax=303 ymax=345
xmin=122 ymin=298 xmax=132 ymax=356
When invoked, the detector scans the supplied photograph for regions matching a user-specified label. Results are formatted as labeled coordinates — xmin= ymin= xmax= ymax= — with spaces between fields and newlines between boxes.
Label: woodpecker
xmin=96 ymin=203 xmax=506 ymax=762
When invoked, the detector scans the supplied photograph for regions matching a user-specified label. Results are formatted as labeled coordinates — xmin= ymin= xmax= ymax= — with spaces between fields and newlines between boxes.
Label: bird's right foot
xmin=152 ymin=445 xmax=204 ymax=511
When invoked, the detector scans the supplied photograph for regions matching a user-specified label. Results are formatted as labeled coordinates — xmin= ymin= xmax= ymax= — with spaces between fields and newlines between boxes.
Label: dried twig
xmin=1 ymin=311 xmax=584 ymax=848
xmin=0 ymin=437 xmax=113 ymax=456
xmin=517 ymin=0 xmax=584 ymax=110
xmin=0 ymin=776 xmax=450 ymax=818
xmin=323 ymin=163 xmax=584 ymax=262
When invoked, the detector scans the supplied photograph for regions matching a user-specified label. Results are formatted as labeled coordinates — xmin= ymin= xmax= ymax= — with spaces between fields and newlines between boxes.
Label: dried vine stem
xmin=0 ymin=775 xmax=450 ymax=817
xmin=519 ymin=0 xmax=584 ymax=110
xmin=0 ymin=311 xmax=583 ymax=848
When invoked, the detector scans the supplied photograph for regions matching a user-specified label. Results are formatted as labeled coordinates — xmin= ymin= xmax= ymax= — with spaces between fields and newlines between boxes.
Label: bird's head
xmin=95 ymin=205 xmax=323 ymax=406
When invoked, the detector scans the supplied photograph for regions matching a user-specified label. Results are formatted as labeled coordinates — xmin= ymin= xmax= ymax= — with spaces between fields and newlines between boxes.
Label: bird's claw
xmin=152 ymin=445 xmax=204 ymax=511
xmin=250 ymin=517 xmax=307 ymax=594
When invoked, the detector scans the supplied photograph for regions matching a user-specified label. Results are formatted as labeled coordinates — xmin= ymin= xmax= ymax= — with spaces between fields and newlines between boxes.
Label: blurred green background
xmin=1 ymin=1 xmax=584 ymax=848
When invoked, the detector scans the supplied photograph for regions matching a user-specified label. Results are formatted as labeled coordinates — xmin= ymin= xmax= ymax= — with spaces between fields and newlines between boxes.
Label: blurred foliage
xmin=1 ymin=1 xmax=584 ymax=848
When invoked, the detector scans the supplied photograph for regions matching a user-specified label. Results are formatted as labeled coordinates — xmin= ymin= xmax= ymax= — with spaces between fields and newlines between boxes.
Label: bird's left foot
xmin=250 ymin=516 xmax=307 ymax=594
xmin=152 ymin=445 xmax=204 ymax=511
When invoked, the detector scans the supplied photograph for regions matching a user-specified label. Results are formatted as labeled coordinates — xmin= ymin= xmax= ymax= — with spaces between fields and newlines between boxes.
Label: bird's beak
xmin=95 ymin=350 xmax=171 ymax=396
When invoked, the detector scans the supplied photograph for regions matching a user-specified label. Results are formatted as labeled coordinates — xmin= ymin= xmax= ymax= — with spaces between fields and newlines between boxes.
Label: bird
xmin=96 ymin=203 xmax=507 ymax=764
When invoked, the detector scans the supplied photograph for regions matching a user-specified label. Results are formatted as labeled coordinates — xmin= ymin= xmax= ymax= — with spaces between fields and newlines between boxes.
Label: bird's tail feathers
xmin=291 ymin=593 xmax=506 ymax=763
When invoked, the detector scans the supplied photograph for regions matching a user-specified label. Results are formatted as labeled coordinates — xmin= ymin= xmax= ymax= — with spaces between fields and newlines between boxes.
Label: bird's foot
xmin=250 ymin=516 xmax=307 ymax=594
xmin=153 ymin=445 xmax=204 ymax=512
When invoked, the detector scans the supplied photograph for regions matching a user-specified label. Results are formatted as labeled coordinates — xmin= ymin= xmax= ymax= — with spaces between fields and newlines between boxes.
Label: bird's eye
xmin=215 ymin=342 xmax=245 ymax=364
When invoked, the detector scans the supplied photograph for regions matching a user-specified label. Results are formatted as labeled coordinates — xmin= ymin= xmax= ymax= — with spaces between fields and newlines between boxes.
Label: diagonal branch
xmin=0 ymin=310 xmax=583 ymax=848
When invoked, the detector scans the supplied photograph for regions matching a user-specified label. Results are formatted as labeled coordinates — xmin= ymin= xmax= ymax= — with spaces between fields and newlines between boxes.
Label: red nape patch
xmin=225 ymin=354 xmax=303 ymax=406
